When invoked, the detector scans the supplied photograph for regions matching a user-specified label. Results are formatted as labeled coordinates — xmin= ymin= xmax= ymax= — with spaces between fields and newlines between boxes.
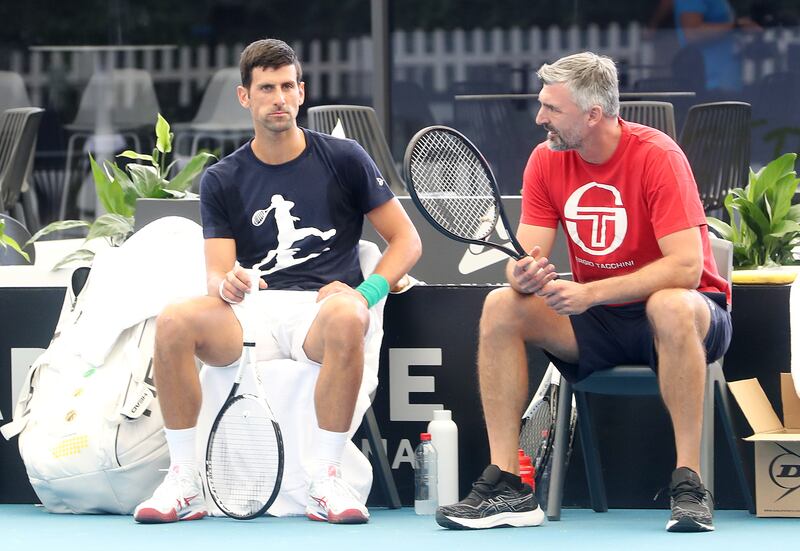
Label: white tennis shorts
xmin=221 ymin=289 xmax=380 ymax=367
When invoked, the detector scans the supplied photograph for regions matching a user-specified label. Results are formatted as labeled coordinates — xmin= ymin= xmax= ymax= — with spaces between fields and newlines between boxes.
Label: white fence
xmin=7 ymin=23 xmax=800 ymax=108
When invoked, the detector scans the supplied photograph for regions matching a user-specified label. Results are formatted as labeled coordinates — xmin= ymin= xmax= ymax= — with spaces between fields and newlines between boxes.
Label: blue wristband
xmin=355 ymin=274 xmax=390 ymax=308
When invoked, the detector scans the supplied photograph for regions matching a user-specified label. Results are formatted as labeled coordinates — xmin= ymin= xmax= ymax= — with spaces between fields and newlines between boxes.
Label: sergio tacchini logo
xmin=564 ymin=182 xmax=627 ymax=256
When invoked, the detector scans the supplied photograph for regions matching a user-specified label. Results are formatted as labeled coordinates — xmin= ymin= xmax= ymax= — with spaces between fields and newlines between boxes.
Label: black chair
xmin=545 ymin=238 xmax=755 ymax=520
xmin=0 ymin=108 xmax=44 ymax=227
xmin=0 ymin=213 xmax=35 ymax=265
xmin=679 ymin=102 xmax=751 ymax=213
xmin=307 ymin=105 xmax=407 ymax=194
xmin=620 ymin=101 xmax=677 ymax=140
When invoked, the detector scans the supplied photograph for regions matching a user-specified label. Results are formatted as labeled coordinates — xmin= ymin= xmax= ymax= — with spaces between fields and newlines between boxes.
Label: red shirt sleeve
xmin=521 ymin=145 xmax=560 ymax=229
xmin=644 ymin=147 xmax=707 ymax=239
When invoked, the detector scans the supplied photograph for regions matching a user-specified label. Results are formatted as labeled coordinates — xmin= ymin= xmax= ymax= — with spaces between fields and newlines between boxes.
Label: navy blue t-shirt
xmin=200 ymin=128 xmax=394 ymax=290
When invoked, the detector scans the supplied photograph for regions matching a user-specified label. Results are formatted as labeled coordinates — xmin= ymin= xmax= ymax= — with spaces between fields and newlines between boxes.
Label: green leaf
xmin=167 ymin=151 xmax=216 ymax=193
xmin=770 ymin=174 xmax=800 ymax=225
xmin=768 ymin=219 xmax=800 ymax=238
xmin=117 ymin=151 xmax=154 ymax=163
xmin=736 ymin=200 xmax=771 ymax=239
xmin=86 ymin=213 xmax=134 ymax=242
xmin=1 ymin=233 xmax=30 ymax=262
xmin=26 ymin=220 xmax=90 ymax=245
xmin=155 ymin=113 xmax=172 ymax=154
xmin=751 ymin=153 xmax=797 ymax=203
xmin=706 ymin=217 xmax=734 ymax=242
xmin=127 ymin=164 xmax=168 ymax=198
xmin=90 ymin=155 xmax=133 ymax=217
xmin=788 ymin=203 xmax=800 ymax=221
xmin=53 ymin=249 xmax=96 ymax=271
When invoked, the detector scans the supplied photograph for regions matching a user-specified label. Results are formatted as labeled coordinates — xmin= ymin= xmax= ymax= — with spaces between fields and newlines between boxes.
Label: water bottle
xmin=414 ymin=432 xmax=438 ymax=515
xmin=427 ymin=409 xmax=459 ymax=506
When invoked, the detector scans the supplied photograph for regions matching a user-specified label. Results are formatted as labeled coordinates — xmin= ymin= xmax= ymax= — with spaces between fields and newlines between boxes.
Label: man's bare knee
xmin=647 ymin=290 xmax=706 ymax=343
xmin=481 ymin=288 xmax=523 ymax=338
xmin=156 ymin=301 xmax=197 ymax=348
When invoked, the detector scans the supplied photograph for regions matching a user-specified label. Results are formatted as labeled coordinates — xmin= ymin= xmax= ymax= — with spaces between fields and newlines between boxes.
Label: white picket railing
xmin=7 ymin=23 xmax=800 ymax=108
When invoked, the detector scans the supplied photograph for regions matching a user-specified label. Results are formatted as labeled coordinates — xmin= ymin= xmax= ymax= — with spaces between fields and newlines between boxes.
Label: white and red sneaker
xmin=134 ymin=465 xmax=207 ymax=524
xmin=306 ymin=465 xmax=369 ymax=524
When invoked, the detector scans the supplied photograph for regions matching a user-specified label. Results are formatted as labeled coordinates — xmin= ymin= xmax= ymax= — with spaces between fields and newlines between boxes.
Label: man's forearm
xmin=584 ymin=255 xmax=702 ymax=306
xmin=371 ymin=234 xmax=422 ymax=289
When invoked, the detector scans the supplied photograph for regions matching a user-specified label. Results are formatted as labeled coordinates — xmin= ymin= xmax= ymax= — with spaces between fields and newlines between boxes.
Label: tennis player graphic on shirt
xmin=252 ymin=194 xmax=337 ymax=274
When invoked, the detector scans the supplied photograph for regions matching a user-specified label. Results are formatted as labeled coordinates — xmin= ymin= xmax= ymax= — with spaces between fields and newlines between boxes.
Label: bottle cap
xmin=420 ymin=432 xmax=432 ymax=441
xmin=432 ymin=410 xmax=452 ymax=421
xmin=518 ymin=448 xmax=525 ymax=458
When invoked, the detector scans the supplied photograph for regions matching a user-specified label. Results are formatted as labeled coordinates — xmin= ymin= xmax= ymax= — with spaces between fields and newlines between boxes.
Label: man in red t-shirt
xmin=437 ymin=52 xmax=730 ymax=533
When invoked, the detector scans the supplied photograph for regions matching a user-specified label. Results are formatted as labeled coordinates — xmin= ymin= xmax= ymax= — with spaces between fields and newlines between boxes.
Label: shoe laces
xmin=653 ymin=480 xmax=713 ymax=505
xmin=316 ymin=473 xmax=362 ymax=503
xmin=154 ymin=467 xmax=199 ymax=500
xmin=469 ymin=474 xmax=498 ymax=499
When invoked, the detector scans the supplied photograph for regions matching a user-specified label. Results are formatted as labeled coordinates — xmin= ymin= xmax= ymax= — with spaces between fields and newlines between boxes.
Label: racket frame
xmin=404 ymin=125 xmax=528 ymax=260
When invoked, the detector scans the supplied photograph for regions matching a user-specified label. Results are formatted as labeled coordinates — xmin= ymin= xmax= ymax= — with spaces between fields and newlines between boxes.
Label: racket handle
xmin=248 ymin=268 xmax=260 ymax=296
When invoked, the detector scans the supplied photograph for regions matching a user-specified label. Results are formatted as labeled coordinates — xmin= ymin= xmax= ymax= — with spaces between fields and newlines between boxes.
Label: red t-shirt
xmin=521 ymin=119 xmax=730 ymax=303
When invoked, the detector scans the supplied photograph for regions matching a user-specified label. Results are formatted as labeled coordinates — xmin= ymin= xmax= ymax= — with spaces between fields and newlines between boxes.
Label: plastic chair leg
xmin=575 ymin=390 xmax=609 ymax=512
xmin=700 ymin=366 xmax=715 ymax=493
xmin=362 ymin=404 xmax=401 ymax=509
xmin=546 ymin=378 xmax=574 ymax=520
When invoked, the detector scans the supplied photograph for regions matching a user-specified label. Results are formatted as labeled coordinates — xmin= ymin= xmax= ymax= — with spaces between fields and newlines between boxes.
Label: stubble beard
xmin=544 ymin=125 xmax=582 ymax=152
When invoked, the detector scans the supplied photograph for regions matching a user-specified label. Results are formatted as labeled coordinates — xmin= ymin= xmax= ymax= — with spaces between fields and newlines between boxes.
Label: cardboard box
xmin=729 ymin=373 xmax=800 ymax=517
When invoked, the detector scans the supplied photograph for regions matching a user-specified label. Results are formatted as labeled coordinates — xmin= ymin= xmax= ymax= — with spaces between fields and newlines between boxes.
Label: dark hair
xmin=239 ymin=38 xmax=303 ymax=88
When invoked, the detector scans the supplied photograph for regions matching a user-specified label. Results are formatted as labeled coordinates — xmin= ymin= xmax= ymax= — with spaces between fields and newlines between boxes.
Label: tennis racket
xmin=205 ymin=271 xmax=284 ymax=520
xmin=519 ymin=363 xmax=560 ymax=492
xmin=404 ymin=125 xmax=528 ymax=260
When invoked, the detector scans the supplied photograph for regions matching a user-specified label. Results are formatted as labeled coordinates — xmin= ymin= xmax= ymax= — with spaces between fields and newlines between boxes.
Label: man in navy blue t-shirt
xmin=134 ymin=38 xmax=421 ymax=525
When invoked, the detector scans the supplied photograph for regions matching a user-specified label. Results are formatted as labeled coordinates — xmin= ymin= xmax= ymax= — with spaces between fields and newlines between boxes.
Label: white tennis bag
xmin=1 ymin=279 xmax=168 ymax=514
xmin=1 ymin=217 xmax=207 ymax=514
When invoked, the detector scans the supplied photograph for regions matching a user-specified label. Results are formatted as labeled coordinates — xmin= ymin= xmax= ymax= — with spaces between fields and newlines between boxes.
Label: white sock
xmin=312 ymin=427 xmax=348 ymax=480
xmin=164 ymin=427 xmax=197 ymax=472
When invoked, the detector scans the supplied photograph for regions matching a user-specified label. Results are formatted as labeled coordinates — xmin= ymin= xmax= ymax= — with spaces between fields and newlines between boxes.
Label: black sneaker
xmin=666 ymin=467 xmax=714 ymax=532
xmin=435 ymin=465 xmax=545 ymax=529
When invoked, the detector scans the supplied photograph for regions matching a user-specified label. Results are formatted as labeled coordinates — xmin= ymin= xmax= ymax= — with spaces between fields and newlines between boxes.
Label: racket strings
xmin=409 ymin=130 xmax=499 ymax=240
xmin=519 ymin=399 xmax=554 ymax=473
xmin=207 ymin=397 xmax=282 ymax=517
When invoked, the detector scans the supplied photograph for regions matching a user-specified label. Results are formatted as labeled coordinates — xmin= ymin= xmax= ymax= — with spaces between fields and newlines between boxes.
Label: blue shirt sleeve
xmin=338 ymin=140 xmax=395 ymax=214
xmin=199 ymin=169 xmax=233 ymax=238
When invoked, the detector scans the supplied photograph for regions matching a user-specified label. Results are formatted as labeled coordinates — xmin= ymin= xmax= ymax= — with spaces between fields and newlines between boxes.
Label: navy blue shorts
xmin=544 ymin=292 xmax=732 ymax=383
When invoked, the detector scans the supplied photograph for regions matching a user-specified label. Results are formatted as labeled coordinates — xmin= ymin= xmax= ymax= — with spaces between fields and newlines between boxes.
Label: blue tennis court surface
xmin=1 ymin=505 xmax=796 ymax=550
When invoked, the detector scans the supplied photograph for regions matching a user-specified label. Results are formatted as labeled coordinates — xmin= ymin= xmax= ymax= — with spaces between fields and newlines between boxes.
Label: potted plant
xmin=27 ymin=114 xmax=215 ymax=268
xmin=707 ymin=152 xmax=800 ymax=270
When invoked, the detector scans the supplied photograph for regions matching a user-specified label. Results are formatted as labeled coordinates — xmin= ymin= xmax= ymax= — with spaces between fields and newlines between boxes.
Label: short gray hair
xmin=537 ymin=52 xmax=619 ymax=118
